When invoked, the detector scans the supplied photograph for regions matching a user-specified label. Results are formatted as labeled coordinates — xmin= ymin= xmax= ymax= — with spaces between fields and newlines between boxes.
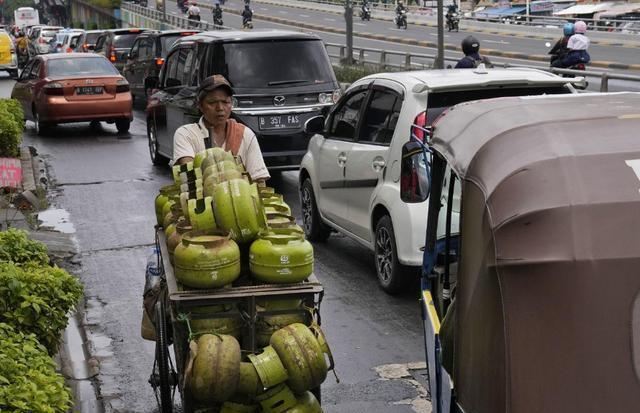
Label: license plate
xmin=76 ymin=86 xmax=103 ymax=95
xmin=259 ymin=115 xmax=300 ymax=130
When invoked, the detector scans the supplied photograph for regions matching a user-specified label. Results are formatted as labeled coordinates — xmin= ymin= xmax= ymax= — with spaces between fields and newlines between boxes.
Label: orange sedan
xmin=11 ymin=53 xmax=133 ymax=135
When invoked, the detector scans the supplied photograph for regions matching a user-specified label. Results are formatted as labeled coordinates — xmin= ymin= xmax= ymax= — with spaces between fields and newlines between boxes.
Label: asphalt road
xmin=0 ymin=75 xmax=428 ymax=412
xmin=150 ymin=0 xmax=640 ymax=92
xmin=156 ymin=0 xmax=640 ymax=67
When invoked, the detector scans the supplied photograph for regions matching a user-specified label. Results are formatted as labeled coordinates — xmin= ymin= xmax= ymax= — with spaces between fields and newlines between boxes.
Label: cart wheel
xmin=150 ymin=299 xmax=176 ymax=413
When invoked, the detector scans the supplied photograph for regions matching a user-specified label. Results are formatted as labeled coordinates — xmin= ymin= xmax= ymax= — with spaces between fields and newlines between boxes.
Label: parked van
xmin=145 ymin=30 xmax=340 ymax=169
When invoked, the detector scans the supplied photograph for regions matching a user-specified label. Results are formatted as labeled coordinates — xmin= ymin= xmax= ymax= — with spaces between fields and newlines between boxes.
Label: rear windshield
xmin=208 ymin=39 xmax=335 ymax=89
xmin=42 ymin=30 xmax=58 ymax=39
xmin=85 ymin=32 xmax=100 ymax=44
xmin=47 ymin=57 xmax=119 ymax=77
xmin=114 ymin=33 xmax=140 ymax=49
xmin=426 ymin=86 xmax=570 ymax=125
xmin=160 ymin=35 xmax=181 ymax=57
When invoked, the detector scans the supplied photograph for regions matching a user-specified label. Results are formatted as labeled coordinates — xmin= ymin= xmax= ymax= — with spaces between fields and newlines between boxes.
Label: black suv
xmin=146 ymin=30 xmax=340 ymax=170
xmin=94 ymin=28 xmax=149 ymax=73
xmin=123 ymin=30 xmax=201 ymax=101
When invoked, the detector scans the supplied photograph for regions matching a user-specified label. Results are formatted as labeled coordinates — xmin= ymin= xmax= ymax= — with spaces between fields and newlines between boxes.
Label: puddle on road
xmin=38 ymin=208 xmax=76 ymax=234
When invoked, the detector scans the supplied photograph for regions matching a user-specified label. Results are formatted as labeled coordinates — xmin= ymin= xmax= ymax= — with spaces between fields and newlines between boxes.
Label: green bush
xmin=0 ymin=323 xmax=72 ymax=412
xmin=0 ymin=102 xmax=22 ymax=158
xmin=0 ymin=99 xmax=24 ymax=134
xmin=0 ymin=262 xmax=83 ymax=354
xmin=0 ymin=228 xmax=49 ymax=266
xmin=89 ymin=22 xmax=99 ymax=30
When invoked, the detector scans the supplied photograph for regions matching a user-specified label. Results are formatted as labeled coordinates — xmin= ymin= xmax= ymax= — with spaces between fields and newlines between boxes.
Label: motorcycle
xmin=446 ymin=13 xmax=459 ymax=32
xmin=243 ymin=17 xmax=254 ymax=29
xmin=360 ymin=5 xmax=371 ymax=21
xmin=395 ymin=10 xmax=407 ymax=29
xmin=213 ymin=16 xmax=224 ymax=26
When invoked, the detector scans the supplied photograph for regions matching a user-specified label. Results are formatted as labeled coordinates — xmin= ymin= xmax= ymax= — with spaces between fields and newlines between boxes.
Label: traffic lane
xmin=6 ymin=72 xmax=427 ymax=411
xmin=193 ymin=13 xmax=638 ymax=93
xmin=219 ymin=0 xmax=639 ymax=66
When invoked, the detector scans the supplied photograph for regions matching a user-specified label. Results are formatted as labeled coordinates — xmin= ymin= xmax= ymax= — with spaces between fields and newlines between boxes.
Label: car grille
xmin=235 ymin=93 xmax=324 ymax=108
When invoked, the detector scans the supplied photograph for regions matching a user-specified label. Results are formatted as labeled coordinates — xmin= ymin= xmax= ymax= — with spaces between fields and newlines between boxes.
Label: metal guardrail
xmin=324 ymin=42 xmax=640 ymax=92
xmin=121 ymin=3 xmax=640 ymax=92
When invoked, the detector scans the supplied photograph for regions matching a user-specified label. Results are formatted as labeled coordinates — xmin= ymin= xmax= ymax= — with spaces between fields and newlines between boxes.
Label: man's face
xmin=199 ymin=89 xmax=232 ymax=128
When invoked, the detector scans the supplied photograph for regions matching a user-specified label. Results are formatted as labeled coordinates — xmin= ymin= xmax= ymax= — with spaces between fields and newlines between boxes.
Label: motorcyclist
xmin=549 ymin=23 xmax=574 ymax=67
xmin=446 ymin=4 xmax=459 ymax=31
xmin=361 ymin=0 xmax=371 ymax=20
xmin=455 ymin=35 xmax=493 ymax=69
xmin=213 ymin=3 xmax=223 ymax=25
xmin=395 ymin=1 xmax=407 ymax=15
xmin=552 ymin=20 xmax=590 ymax=68
xmin=187 ymin=2 xmax=201 ymax=27
xmin=242 ymin=4 xmax=253 ymax=27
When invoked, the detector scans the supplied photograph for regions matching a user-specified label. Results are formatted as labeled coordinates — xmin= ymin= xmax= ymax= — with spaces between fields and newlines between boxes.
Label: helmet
xmin=563 ymin=23 xmax=574 ymax=37
xmin=574 ymin=21 xmax=587 ymax=34
xmin=461 ymin=35 xmax=480 ymax=55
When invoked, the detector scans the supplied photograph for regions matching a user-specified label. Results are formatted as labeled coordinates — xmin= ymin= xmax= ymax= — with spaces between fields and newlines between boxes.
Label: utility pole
xmin=344 ymin=0 xmax=353 ymax=65
xmin=434 ymin=0 xmax=444 ymax=68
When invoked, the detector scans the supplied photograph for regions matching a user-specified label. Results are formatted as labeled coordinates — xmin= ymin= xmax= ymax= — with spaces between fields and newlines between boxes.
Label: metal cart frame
xmin=149 ymin=229 xmax=324 ymax=412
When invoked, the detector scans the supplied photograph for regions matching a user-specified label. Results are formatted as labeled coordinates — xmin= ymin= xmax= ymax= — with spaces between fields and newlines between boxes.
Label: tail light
xmin=43 ymin=82 xmax=64 ymax=96
xmin=109 ymin=45 xmax=116 ymax=62
xmin=116 ymin=79 xmax=130 ymax=93
xmin=155 ymin=57 xmax=165 ymax=67
xmin=66 ymin=47 xmax=73 ymax=53
xmin=82 ymin=43 xmax=88 ymax=52
xmin=411 ymin=111 xmax=428 ymax=142
xmin=38 ymin=37 xmax=46 ymax=44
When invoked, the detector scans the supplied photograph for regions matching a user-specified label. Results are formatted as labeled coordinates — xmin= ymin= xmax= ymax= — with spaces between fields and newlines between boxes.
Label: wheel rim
xmin=375 ymin=227 xmax=393 ymax=283
xmin=148 ymin=123 xmax=158 ymax=161
xmin=301 ymin=186 xmax=313 ymax=234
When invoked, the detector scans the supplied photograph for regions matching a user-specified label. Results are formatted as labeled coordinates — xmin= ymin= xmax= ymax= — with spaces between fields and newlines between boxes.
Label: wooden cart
xmin=149 ymin=229 xmax=324 ymax=412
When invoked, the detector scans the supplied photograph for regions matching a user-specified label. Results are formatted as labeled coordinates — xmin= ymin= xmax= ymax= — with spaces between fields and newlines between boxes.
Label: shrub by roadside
xmin=0 ymin=228 xmax=49 ymax=266
xmin=0 ymin=323 xmax=73 ymax=412
xmin=0 ymin=98 xmax=24 ymax=158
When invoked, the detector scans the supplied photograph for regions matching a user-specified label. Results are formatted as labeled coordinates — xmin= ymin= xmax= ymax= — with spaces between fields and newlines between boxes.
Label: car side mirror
xmin=400 ymin=141 xmax=430 ymax=203
xmin=304 ymin=115 xmax=325 ymax=135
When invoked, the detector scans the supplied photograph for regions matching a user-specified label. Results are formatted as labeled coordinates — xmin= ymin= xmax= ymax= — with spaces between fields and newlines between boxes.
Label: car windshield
xmin=160 ymin=35 xmax=181 ymax=57
xmin=42 ymin=30 xmax=58 ymax=40
xmin=114 ymin=33 xmax=140 ymax=49
xmin=209 ymin=39 xmax=335 ymax=89
xmin=47 ymin=57 xmax=119 ymax=77
xmin=85 ymin=32 xmax=100 ymax=44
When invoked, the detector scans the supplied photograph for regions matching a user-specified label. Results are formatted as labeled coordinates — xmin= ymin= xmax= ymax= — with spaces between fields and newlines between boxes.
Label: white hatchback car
xmin=299 ymin=68 xmax=580 ymax=293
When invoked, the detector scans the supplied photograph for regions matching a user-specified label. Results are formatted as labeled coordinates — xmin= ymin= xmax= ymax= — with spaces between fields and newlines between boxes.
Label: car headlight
xmin=318 ymin=92 xmax=332 ymax=104
xmin=231 ymin=96 xmax=238 ymax=108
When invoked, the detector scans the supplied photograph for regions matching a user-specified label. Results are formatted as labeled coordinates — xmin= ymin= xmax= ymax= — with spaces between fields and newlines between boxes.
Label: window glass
xmin=329 ymin=90 xmax=367 ymax=139
xmin=94 ymin=35 xmax=105 ymax=51
xmin=175 ymin=48 xmax=194 ymax=86
xmin=47 ymin=57 xmax=119 ymax=77
xmin=20 ymin=61 xmax=34 ymax=79
xmin=130 ymin=40 xmax=140 ymax=58
xmin=359 ymin=90 xmax=401 ymax=145
xmin=163 ymin=51 xmax=180 ymax=87
xmin=29 ymin=60 xmax=40 ymax=78
xmin=160 ymin=35 xmax=181 ymax=57
xmin=85 ymin=32 xmax=100 ymax=45
xmin=113 ymin=33 xmax=140 ymax=49
xmin=69 ymin=34 xmax=82 ymax=49
xmin=139 ymin=39 xmax=152 ymax=58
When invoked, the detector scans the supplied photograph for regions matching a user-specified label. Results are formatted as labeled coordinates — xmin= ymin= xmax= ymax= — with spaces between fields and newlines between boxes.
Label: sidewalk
xmin=2 ymin=146 xmax=101 ymax=412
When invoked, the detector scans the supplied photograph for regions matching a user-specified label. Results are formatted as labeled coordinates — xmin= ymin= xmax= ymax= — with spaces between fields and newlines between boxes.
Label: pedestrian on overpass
xmin=454 ymin=35 xmax=493 ymax=69
xmin=172 ymin=75 xmax=270 ymax=184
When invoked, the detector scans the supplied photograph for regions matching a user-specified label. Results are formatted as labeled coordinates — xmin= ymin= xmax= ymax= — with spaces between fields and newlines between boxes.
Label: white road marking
xmin=259 ymin=7 xmax=268 ymax=11
xmin=278 ymin=10 xmax=288 ymax=14
xmin=299 ymin=14 xmax=310 ymax=18
xmin=324 ymin=17 xmax=336 ymax=22
xmin=484 ymin=39 xmax=511 ymax=45
xmin=389 ymin=27 xmax=406 ymax=32
xmin=354 ymin=22 xmax=367 ymax=26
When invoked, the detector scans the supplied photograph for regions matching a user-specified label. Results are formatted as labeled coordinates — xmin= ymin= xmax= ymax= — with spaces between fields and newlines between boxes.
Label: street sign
xmin=0 ymin=158 xmax=22 ymax=189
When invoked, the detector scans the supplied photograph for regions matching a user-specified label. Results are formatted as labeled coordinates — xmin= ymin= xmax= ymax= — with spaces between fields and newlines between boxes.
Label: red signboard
xmin=0 ymin=158 xmax=22 ymax=188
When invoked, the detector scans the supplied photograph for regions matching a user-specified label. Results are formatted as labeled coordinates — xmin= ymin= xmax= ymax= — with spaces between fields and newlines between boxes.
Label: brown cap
xmin=197 ymin=74 xmax=234 ymax=97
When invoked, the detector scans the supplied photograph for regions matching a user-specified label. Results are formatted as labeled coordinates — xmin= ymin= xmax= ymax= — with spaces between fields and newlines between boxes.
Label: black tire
xmin=148 ymin=118 xmax=169 ymax=166
xmin=33 ymin=109 xmax=51 ymax=136
xmin=154 ymin=301 xmax=173 ymax=413
xmin=116 ymin=119 xmax=130 ymax=133
xmin=300 ymin=178 xmax=331 ymax=242
xmin=374 ymin=215 xmax=410 ymax=294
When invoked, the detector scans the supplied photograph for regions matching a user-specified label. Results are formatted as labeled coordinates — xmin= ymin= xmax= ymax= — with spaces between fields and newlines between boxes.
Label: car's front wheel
xmin=375 ymin=215 xmax=411 ymax=294
xmin=148 ymin=119 xmax=169 ymax=166
xmin=116 ymin=119 xmax=130 ymax=133
xmin=300 ymin=178 xmax=331 ymax=242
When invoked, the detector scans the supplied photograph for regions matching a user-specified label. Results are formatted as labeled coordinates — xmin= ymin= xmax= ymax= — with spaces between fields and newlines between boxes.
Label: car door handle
xmin=372 ymin=157 xmax=386 ymax=171
xmin=337 ymin=152 xmax=347 ymax=167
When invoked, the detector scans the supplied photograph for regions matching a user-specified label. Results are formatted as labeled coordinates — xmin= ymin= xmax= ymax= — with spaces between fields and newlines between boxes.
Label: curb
xmin=219 ymin=5 xmax=640 ymax=71
xmin=251 ymin=0 xmax=640 ymax=49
